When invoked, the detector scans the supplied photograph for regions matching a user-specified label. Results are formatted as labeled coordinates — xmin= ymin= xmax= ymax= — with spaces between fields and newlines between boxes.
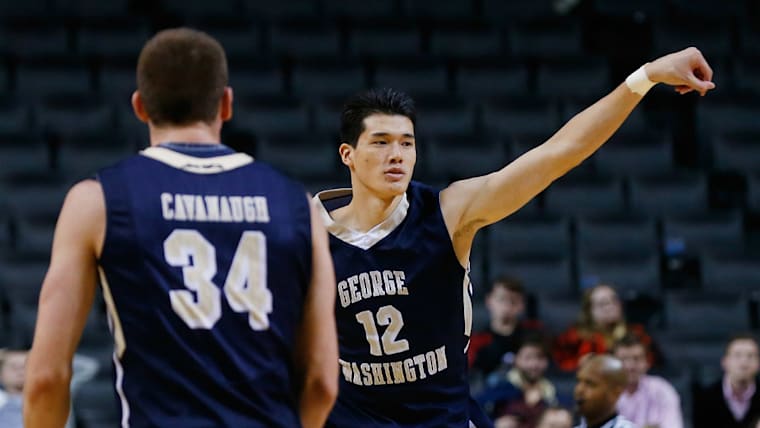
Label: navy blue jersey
xmin=316 ymin=181 xmax=475 ymax=427
xmin=96 ymin=143 xmax=311 ymax=427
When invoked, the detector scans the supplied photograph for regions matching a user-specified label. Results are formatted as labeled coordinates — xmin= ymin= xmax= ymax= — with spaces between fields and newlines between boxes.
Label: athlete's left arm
xmin=440 ymin=47 xmax=715 ymax=261
xmin=24 ymin=180 xmax=105 ymax=428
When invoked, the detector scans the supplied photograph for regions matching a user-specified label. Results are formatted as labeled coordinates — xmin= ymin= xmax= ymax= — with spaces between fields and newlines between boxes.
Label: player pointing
xmin=316 ymin=47 xmax=714 ymax=427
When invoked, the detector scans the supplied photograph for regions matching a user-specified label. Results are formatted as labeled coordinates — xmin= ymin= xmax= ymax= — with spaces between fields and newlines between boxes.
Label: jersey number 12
xmin=163 ymin=229 xmax=271 ymax=331
xmin=356 ymin=306 xmax=409 ymax=356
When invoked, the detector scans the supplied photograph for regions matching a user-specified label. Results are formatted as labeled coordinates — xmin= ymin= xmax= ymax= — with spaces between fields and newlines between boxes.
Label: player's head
xmin=722 ymin=333 xmax=760 ymax=385
xmin=0 ymin=347 xmax=28 ymax=394
xmin=574 ymin=354 xmax=627 ymax=425
xmin=536 ymin=406 xmax=573 ymax=428
xmin=338 ymin=88 xmax=417 ymax=199
xmin=579 ymin=283 xmax=623 ymax=330
xmin=486 ymin=275 xmax=525 ymax=325
xmin=132 ymin=28 xmax=232 ymax=129
xmin=612 ymin=333 xmax=650 ymax=388
xmin=514 ymin=334 xmax=549 ymax=384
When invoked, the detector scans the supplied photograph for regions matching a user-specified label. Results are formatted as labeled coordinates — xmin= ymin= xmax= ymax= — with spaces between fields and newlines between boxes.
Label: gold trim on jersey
xmin=140 ymin=146 xmax=253 ymax=174
xmin=313 ymin=189 xmax=410 ymax=250
xmin=463 ymin=263 xmax=473 ymax=353
xmin=98 ymin=267 xmax=126 ymax=359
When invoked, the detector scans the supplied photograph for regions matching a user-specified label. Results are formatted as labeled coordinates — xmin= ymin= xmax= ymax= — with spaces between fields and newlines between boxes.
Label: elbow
xmin=315 ymin=373 xmax=339 ymax=404
xmin=24 ymin=367 xmax=72 ymax=405
xmin=303 ymin=371 xmax=338 ymax=407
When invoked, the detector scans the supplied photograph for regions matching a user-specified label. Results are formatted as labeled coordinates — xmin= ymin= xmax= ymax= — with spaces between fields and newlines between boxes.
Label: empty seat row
xmin=480 ymin=248 xmax=760 ymax=299
xmin=0 ymin=57 xmax=614 ymax=100
xmin=490 ymin=210 xmax=745 ymax=257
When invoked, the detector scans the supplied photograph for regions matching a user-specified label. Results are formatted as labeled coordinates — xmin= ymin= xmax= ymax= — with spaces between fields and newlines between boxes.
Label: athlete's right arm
xmin=24 ymin=180 xmax=105 ymax=427
xmin=294 ymin=197 xmax=339 ymax=428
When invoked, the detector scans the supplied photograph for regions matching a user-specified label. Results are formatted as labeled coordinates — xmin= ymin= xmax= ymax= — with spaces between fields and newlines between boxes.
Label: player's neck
xmin=335 ymin=191 xmax=405 ymax=233
xmin=148 ymin=121 xmax=222 ymax=147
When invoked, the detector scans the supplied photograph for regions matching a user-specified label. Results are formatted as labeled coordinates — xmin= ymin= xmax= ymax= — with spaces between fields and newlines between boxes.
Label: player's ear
xmin=220 ymin=86 xmax=233 ymax=122
xmin=338 ymin=142 xmax=354 ymax=168
xmin=131 ymin=91 xmax=150 ymax=123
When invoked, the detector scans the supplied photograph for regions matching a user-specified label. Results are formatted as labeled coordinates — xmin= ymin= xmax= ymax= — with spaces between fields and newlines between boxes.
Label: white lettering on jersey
xmin=338 ymin=345 xmax=449 ymax=386
xmin=160 ymin=193 xmax=270 ymax=224
xmin=337 ymin=270 xmax=408 ymax=308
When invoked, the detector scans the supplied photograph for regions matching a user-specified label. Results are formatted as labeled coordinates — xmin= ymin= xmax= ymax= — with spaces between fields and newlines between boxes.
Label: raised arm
xmin=294 ymin=197 xmax=339 ymax=428
xmin=440 ymin=47 xmax=715 ymax=262
xmin=24 ymin=180 xmax=105 ymax=428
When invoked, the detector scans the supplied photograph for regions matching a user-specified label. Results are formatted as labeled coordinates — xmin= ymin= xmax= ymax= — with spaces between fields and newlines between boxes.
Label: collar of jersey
xmin=314 ymin=189 xmax=410 ymax=250
xmin=140 ymin=146 xmax=253 ymax=174
xmin=159 ymin=142 xmax=235 ymax=154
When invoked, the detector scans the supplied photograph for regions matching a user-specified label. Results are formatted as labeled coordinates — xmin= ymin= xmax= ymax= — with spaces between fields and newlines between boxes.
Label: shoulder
xmin=256 ymin=160 xmax=302 ymax=184
xmin=696 ymin=379 xmax=724 ymax=399
xmin=645 ymin=375 xmax=680 ymax=397
xmin=405 ymin=181 xmax=449 ymax=223
xmin=470 ymin=330 xmax=494 ymax=343
xmin=65 ymin=179 xmax=105 ymax=209
xmin=627 ymin=323 xmax=652 ymax=338
xmin=556 ymin=326 xmax=582 ymax=341
xmin=618 ymin=419 xmax=637 ymax=428
xmin=59 ymin=179 xmax=105 ymax=252
xmin=408 ymin=181 xmax=441 ymax=203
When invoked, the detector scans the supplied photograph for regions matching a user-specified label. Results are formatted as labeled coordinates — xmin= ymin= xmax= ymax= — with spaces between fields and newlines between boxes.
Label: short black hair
xmin=518 ymin=332 xmax=550 ymax=358
xmin=488 ymin=275 xmax=525 ymax=296
xmin=340 ymin=88 xmax=416 ymax=146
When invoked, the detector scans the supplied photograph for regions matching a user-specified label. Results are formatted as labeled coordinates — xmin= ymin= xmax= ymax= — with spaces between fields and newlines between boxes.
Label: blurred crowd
xmin=468 ymin=276 xmax=760 ymax=428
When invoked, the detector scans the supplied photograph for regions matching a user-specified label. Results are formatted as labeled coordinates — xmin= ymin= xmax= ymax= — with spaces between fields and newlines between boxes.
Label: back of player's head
xmin=137 ymin=27 xmax=228 ymax=126
xmin=340 ymin=88 xmax=416 ymax=146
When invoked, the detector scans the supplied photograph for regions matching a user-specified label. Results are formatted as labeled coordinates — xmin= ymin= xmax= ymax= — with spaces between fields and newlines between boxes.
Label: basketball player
xmin=23 ymin=28 xmax=338 ymax=427
xmin=315 ymin=47 xmax=714 ymax=427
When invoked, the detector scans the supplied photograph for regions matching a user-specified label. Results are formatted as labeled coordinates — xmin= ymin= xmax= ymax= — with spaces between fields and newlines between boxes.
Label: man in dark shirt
xmin=694 ymin=334 xmax=760 ymax=428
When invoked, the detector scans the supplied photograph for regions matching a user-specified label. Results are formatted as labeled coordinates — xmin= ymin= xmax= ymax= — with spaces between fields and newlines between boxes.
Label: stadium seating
xmin=544 ymin=176 xmax=625 ymax=217
xmin=575 ymin=215 xmax=658 ymax=258
xmin=430 ymin=24 xmax=503 ymax=59
xmin=629 ymin=173 xmax=709 ymax=216
xmin=291 ymin=59 xmax=367 ymax=100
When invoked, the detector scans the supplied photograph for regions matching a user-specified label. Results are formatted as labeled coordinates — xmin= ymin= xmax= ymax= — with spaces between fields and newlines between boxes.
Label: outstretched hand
xmin=645 ymin=47 xmax=716 ymax=96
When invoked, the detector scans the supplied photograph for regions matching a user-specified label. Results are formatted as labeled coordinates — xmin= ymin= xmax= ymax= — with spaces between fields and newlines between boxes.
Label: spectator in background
xmin=574 ymin=354 xmax=635 ymax=428
xmin=0 ymin=348 xmax=26 ymax=428
xmin=694 ymin=334 xmax=760 ymax=428
xmin=613 ymin=334 xmax=683 ymax=428
xmin=469 ymin=276 xmax=543 ymax=377
xmin=536 ymin=406 xmax=574 ymax=428
xmin=553 ymin=284 xmax=657 ymax=372
xmin=477 ymin=335 xmax=559 ymax=428
xmin=0 ymin=343 xmax=99 ymax=428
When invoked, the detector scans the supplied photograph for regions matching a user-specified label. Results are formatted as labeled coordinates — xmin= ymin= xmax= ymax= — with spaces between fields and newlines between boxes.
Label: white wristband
xmin=625 ymin=64 xmax=657 ymax=96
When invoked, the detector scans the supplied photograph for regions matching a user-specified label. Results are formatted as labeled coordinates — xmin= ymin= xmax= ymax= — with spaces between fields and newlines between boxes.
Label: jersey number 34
xmin=163 ymin=229 xmax=271 ymax=331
